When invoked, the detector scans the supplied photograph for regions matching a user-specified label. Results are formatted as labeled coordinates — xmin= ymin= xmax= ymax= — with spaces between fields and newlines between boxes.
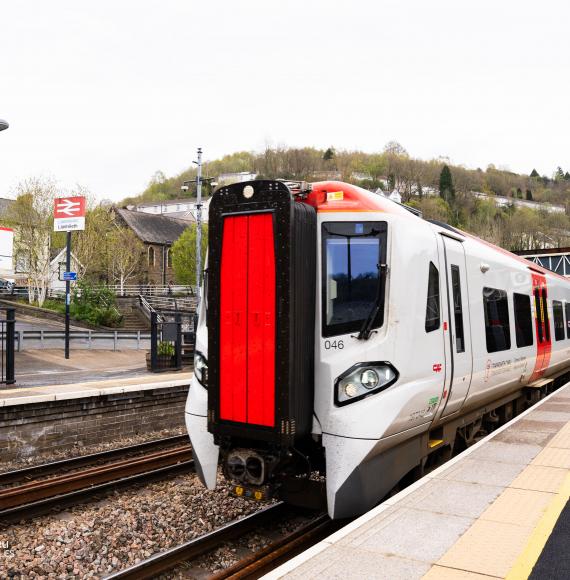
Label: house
xmin=217 ymin=172 xmax=257 ymax=186
xmin=113 ymin=208 xmax=189 ymax=286
xmin=131 ymin=198 xmax=210 ymax=223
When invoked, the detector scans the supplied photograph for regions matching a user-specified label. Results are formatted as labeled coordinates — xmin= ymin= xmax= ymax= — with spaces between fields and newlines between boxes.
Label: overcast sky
xmin=1 ymin=1 xmax=568 ymax=201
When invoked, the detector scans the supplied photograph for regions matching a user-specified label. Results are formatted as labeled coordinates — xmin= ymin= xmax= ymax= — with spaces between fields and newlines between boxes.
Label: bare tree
xmin=107 ymin=228 xmax=143 ymax=294
xmin=7 ymin=177 xmax=57 ymax=307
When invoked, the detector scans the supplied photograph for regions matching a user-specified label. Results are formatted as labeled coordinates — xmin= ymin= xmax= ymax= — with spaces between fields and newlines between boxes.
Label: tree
xmin=555 ymin=167 xmax=565 ymax=181
xmin=439 ymin=165 xmax=455 ymax=202
xmin=530 ymin=169 xmax=540 ymax=178
xmin=171 ymin=224 xmax=208 ymax=285
xmin=565 ymin=172 xmax=570 ymax=181
xmin=71 ymin=194 xmax=114 ymax=281
xmin=107 ymin=228 xmax=143 ymax=294
xmin=323 ymin=147 xmax=335 ymax=161
xmin=6 ymin=177 xmax=57 ymax=307
xmin=383 ymin=141 xmax=408 ymax=157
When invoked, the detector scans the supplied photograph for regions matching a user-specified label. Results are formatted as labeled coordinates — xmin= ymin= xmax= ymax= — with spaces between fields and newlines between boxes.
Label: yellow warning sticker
xmin=327 ymin=190 xmax=344 ymax=201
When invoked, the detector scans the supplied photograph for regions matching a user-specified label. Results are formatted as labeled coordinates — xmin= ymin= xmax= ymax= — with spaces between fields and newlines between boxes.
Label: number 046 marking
xmin=324 ymin=339 xmax=344 ymax=350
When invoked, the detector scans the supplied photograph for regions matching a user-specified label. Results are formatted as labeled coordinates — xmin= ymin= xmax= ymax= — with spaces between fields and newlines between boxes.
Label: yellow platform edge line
xmin=506 ymin=472 xmax=570 ymax=580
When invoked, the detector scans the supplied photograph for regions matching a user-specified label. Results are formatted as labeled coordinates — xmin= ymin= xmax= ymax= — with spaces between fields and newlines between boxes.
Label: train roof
xmin=302 ymin=180 xmax=569 ymax=284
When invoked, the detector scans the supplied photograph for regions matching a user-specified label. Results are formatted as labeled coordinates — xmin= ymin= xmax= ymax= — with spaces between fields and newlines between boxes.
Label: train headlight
xmin=335 ymin=362 xmax=398 ymax=406
xmin=194 ymin=351 xmax=208 ymax=387
xmin=361 ymin=369 xmax=379 ymax=390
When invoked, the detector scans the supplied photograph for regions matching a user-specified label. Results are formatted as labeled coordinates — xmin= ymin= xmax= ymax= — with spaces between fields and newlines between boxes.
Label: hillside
xmin=122 ymin=144 xmax=570 ymax=252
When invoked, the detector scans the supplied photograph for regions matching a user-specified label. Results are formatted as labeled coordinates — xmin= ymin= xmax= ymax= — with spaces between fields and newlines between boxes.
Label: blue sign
xmin=63 ymin=271 xmax=77 ymax=281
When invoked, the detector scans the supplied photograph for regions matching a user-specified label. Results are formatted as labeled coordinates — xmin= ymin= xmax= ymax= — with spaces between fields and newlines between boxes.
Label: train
xmin=185 ymin=179 xmax=570 ymax=519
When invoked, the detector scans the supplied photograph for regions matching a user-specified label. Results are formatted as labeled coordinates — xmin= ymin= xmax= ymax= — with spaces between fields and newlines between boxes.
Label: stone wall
xmin=0 ymin=385 xmax=189 ymax=463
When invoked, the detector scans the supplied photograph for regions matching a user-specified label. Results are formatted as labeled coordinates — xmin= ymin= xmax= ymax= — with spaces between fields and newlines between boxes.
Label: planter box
xmin=146 ymin=352 xmax=180 ymax=372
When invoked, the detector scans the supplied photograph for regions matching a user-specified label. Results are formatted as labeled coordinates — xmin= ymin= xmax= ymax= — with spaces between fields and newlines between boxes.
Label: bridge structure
xmin=514 ymin=246 xmax=570 ymax=277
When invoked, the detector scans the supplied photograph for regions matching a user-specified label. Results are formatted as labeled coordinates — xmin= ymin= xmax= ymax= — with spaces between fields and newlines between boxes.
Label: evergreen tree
xmin=439 ymin=165 xmax=455 ymax=201
xmin=556 ymin=166 xmax=565 ymax=181
xmin=565 ymin=172 xmax=570 ymax=181
xmin=323 ymin=147 xmax=335 ymax=161
xmin=530 ymin=168 xmax=540 ymax=178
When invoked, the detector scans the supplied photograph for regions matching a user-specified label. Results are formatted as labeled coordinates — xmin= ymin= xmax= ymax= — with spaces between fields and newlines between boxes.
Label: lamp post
xmin=0 ymin=119 xmax=8 ymax=132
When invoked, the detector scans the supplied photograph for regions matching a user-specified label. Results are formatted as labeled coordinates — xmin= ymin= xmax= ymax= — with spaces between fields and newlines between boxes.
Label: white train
xmin=186 ymin=179 xmax=570 ymax=519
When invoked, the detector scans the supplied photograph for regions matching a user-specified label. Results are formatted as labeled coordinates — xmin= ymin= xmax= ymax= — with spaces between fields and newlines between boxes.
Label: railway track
xmin=104 ymin=503 xmax=343 ymax=580
xmin=0 ymin=436 xmax=193 ymax=524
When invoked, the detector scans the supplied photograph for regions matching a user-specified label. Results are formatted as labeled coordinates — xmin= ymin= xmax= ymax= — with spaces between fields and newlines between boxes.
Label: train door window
xmin=450 ymin=265 xmax=464 ymax=351
xmin=483 ymin=287 xmax=511 ymax=353
xmin=542 ymin=289 xmax=551 ymax=342
xmin=514 ymin=293 xmax=533 ymax=348
xmin=566 ymin=302 xmax=570 ymax=338
xmin=425 ymin=262 xmax=440 ymax=332
xmin=322 ymin=222 xmax=387 ymax=337
xmin=534 ymin=289 xmax=544 ymax=343
xmin=553 ymin=300 xmax=565 ymax=341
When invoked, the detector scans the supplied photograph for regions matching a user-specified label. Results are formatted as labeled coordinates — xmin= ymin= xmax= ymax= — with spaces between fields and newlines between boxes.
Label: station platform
xmin=268 ymin=383 xmax=570 ymax=580
xmin=0 ymin=371 xmax=192 ymax=407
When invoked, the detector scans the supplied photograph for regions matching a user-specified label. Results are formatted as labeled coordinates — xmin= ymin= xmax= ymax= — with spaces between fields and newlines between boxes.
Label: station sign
xmin=62 ymin=271 xmax=77 ymax=281
xmin=54 ymin=197 xmax=86 ymax=232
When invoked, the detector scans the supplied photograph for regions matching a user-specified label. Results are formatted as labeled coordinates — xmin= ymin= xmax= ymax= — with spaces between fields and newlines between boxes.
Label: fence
xmin=0 ymin=284 xmax=197 ymax=300
xmin=0 ymin=308 xmax=15 ymax=384
xmin=14 ymin=330 xmax=151 ymax=352
xmin=149 ymin=310 xmax=195 ymax=372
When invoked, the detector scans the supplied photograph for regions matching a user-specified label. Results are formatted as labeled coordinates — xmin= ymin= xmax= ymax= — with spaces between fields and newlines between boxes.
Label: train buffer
xmin=267 ymin=381 xmax=570 ymax=580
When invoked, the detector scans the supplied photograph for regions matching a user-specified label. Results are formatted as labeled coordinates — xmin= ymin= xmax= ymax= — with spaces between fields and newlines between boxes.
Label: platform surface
xmin=268 ymin=384 xmax=570 ymax=580
xmin=0 ymin=368 xmax=192 ymax=407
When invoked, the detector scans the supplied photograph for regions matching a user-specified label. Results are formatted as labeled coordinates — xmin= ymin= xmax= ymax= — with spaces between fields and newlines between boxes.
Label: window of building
xmin=450 ymin=265 xmax=464 ymax=351
xmin=553 ymin=300 xmax=565 ymax=341
xmin=167 ymin=249 xmax=172 ymax=268
xmin=483 ymin=287 xmax=511 ymax=353
xmin=148 ymin=246 xmax=155 ymax=267
xmin=425 ymin=262 xmax=440 ymax=333
xmin=322 ymin=221 xmax=387 ymax=337
xmin=514 ymin=293 xmax=533 ymax=347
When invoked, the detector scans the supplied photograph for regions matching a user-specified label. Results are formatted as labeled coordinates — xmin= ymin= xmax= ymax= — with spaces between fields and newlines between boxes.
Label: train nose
xmin=225 ymin=449 xmax=266 ymax=485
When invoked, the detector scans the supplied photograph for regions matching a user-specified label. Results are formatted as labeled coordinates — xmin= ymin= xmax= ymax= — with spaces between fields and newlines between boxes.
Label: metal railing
xmin=14 ymin=330 xmax=150 ymax=352
xmin=0 ymin=285 xmax=196 ymax=299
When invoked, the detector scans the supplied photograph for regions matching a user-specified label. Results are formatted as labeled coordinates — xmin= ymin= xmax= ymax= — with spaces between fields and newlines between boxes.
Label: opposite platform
xmin=267 ymin=383 xmax=570 ymax=580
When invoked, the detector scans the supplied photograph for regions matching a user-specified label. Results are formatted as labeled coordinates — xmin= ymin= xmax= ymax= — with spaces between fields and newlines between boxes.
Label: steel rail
xmin=0 ymin=459 xmax=195 ymax=524
xmin=103 ymin=503 xmax=288 ymax=580
xmin=0 ymin=435 xmax=189 ymax=486
xmin=0 ymin=445 xmax=192 ymax=510
xmin=210 ymin=513 xmax=340 ymax=579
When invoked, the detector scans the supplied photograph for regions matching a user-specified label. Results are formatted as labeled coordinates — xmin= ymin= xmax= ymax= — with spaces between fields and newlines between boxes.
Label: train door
xmin=529 ymin=273 xmax=552 ymax=382
xmin=440 ymin=236 xmax=473 ymax=417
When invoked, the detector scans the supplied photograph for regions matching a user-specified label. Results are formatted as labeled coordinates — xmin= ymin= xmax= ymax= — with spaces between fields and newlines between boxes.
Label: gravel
xmin=0 ymin=426 xmax=187 ymax=474
xmin=0 ymin=470 xmax=264 ymax=579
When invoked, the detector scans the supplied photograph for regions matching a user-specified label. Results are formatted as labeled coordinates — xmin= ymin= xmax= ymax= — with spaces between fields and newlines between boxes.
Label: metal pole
xmin=196 ymin=147 xmax=202 ymax=302
xmin=5 ymin=308 xmax=15 ymax=384
xmin=65 ymin=231 xmax=71 ymax=359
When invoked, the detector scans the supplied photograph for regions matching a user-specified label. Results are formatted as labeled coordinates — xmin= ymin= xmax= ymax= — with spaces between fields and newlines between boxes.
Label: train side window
xmin=425 ymin=262 xmax=440 ymax=332
xmin=566 ymin=302 xmax=570 ymax=339
xmin=514 ymin=293 xmax=533 ymax=348
xmin=542 ymin=289 xmax=551 ymax=342
xmin=451 ymin=265 xmax=465 ymax=352
xmin=534 ymin=289 xmax=544 ymax=343
xmin=483 ymin=287 xmax=511 ymax=353
xmin=553 ymin=300 xmax=565 ymax=341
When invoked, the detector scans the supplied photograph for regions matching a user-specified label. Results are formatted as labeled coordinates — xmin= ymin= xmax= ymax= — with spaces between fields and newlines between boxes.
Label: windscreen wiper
xmin=357 ymin=263 xmax=388 ymax=340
